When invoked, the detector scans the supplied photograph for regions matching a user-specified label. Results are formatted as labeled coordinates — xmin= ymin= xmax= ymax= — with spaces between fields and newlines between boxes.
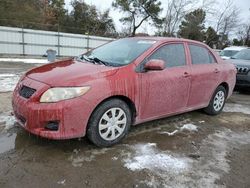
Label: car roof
xmin=223 ymin=46 xmax=248 ymax=51
xmin=128 ymin=36 xmax=206 ymax=45
xmin=126 ymin=37 xmax=223 ymax=61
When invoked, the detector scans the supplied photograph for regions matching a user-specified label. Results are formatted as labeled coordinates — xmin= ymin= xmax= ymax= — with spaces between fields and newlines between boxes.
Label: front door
xmin=138 ymin=43 xmax=191 ymax=121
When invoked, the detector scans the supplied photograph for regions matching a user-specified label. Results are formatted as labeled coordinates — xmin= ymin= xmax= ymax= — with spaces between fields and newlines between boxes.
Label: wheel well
xmin=219 ymin=82 xmax=229 ymax=97
xmin=89 ymin=95 xmax=137 ymax=124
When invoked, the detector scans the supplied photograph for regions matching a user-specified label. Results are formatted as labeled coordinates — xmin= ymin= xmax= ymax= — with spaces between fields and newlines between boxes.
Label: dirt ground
xmin=0 ymin=62 xmax=249 ymax=188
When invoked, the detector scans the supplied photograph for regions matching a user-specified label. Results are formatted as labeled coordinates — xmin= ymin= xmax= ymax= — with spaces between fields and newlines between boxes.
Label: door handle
xmin=183 ymin=72 xmax=190 ymax=78
xmin=214 ymin=68 xmax=220 ymax=73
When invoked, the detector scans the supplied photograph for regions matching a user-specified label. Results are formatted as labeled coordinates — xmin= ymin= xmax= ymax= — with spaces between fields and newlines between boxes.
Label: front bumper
xmin=236 ymin=73 xmax=250 ymax=87
xmin=12 ymin=76 xmax=93 ymax=140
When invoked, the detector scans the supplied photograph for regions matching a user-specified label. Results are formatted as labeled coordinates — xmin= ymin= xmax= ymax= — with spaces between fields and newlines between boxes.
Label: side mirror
xmin=144 ymin=59 xmax=166 ymax=71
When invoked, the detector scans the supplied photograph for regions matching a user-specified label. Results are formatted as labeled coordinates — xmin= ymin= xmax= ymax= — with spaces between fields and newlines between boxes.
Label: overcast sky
xmin=65 ymin=0 xmax=250 ymax=34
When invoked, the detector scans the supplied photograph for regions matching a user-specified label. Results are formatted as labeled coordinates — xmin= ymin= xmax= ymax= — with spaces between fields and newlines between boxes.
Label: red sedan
xmin=12 ymin=37 xmax=236 ymax=147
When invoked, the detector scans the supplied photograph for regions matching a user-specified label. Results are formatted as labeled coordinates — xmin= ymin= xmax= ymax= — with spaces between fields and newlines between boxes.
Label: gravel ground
xmin=0 ymin=61 xmax=249 ymax=188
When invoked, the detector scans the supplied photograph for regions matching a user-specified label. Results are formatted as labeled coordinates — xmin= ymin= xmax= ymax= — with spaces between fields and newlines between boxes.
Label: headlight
xmin=40 ymin=86 xmax=90 ymax=103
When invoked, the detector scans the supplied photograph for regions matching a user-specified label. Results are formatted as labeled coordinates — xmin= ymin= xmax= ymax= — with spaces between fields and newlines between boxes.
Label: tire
xmin=204 ymin=86 xmax=227 ymax=115
xmin=87 ymin=99 xmax=131 ymax=147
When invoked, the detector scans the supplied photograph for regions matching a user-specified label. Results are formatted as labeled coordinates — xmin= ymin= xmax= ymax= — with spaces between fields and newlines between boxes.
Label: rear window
xmin=189 ymin=44 xmax=213 ymax=65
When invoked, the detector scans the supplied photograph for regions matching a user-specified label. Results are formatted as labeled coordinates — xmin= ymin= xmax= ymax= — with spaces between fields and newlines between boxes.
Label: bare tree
xmin=237 ymin=20 xmax=250 ymax=46
xmin=244 ymin=24 xmax=250 ymax=46
xmin=199 ymin=0 xmax=217 ymax=14
xmin=162 ymin=0 xmax=192 ymax=36
xmin=161 ymin=0 xmax=215 ymax=37
xmin=215 ymin=0 xmax=240 ymax=37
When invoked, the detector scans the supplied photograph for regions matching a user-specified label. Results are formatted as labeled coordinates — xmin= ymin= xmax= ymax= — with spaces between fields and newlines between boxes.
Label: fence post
xmin=57 ymin=24 xmax=60 ymax=57
xmin=86 ymin=32 xmax=90 ymax=52
xmin=21 ymin=23 xmax=25 ymax=56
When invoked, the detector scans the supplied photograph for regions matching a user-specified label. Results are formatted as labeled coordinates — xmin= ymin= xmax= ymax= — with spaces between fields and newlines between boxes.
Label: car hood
xmin=26 ymin=58 xmax=119 ymax=86
xmin=221 ymin=56 xmax=231 ymax=60
xmin=229 ymin=59 xmax=250 ymax=67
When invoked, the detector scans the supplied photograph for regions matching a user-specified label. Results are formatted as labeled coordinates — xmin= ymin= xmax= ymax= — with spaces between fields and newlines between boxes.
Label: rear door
xmin=187 ymin=43 xmax=220 ymax=108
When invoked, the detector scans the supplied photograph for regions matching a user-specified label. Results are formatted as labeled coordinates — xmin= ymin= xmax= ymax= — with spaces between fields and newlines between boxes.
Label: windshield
xmin=232 ymin=49 xmax=250 ymax=60
xmin=220 ymin=50 xmax=239 ymax=57
xmin=81 ymin=38 xmax=156 ymax=66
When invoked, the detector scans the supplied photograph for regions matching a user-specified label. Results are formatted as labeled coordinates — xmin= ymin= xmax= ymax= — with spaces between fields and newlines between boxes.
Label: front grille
xmin=236 ymin=66 xmax=249 ymax=74
xmin=19 ymin=85 xmax=36 ymax=99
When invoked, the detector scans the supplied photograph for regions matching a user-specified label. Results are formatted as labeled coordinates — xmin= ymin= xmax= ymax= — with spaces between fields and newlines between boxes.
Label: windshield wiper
xmin=87 ymin=57 xmax=112 ymax=66
xmin=88 ymin=56 xmax=111 ymax=66
xmin=82 ymin=55 xmax=95 ymax=63
xmin=76 ymin=55 xmax=98 ymax=64
xmin=75 ymin=55 xmax=88 ymax=62
xmin=77 ymin=55 xmax=113 ymax=66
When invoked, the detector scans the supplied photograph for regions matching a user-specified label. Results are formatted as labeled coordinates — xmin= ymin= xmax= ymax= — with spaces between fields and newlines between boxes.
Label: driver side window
xmin=148 ymin=43 xmax=186 ymax=68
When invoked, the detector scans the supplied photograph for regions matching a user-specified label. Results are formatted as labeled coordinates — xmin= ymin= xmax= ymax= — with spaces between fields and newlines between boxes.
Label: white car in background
xmin=213 ymin=49 xmax=222 ymax=54
xmin=220 ymin=46 xmax=248 ymax=60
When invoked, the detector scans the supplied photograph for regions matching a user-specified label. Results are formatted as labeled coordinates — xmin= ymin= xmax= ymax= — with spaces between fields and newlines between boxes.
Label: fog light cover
xmin=45 ymin=121 xmax=59 ymax=131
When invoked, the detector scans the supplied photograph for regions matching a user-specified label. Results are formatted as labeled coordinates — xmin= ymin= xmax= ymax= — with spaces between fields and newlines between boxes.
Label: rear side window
xmin=149 ymin=43 xmax=186 ymax=68
xmin=189 ymin=44 xmax=214 ymax=64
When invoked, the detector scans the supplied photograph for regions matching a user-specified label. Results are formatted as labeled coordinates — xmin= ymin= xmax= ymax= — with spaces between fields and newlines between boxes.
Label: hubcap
xmin=98 ymin=107 xmax=127 ymax=141
xmin=213 ymin=90 xmax=225 ymax=111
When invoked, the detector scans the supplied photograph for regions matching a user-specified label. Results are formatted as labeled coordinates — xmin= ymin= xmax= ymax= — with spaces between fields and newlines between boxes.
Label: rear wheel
xmin=87 ymin=99 xmax=131 ymax=147
xmin=204 ymin=86 xmax=226 ymax=115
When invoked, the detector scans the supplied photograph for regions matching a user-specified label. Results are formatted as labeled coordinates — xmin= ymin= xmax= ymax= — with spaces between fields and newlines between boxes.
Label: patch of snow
xmin=123 ymin=143 xmax=194 ymax=188
xmin=0 ymin=73 xmax=16 ymax=77
xmin=123 ymin=130 xmax=250 ymax=188
xmin=180 ymin=123 xmax=198 ymax=132
xmin=0 ymin=73 xmax=20 ymax=92
xmin=124 ymin=143 xmax=190 ymax=173
xmin=70 ymin=156 xmax=92 ymax=167
xmin=160 ymin=130 xmax=179 ymax=136
xmin=0 ymin=58 xmax=49 ymax=64
xmin=199 ymin=120 xmax=205 ymax=123
xmin=160 ymin=123 xmax=198 ymax=136
xmin=223 ymin=103 xmax=250 ymax=115
xmin=57 ymin=179 xmax=66 ymax=185
xmin=0 ymin=112 xmax=16 ymax=130
xmin=69 ymin=148 xmax=112 ymax=167
xmin=73 ymin=149 xmax=80 ymax=154
xmin=112 ymin=156 xmax=118 ymax=161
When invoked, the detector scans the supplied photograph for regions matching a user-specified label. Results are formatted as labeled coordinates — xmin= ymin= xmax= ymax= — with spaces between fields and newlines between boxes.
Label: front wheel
xmin=204 ymin=86 xmax=226 ymax=115
xmin=87 ymin=99 xmax=131 ymax=147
